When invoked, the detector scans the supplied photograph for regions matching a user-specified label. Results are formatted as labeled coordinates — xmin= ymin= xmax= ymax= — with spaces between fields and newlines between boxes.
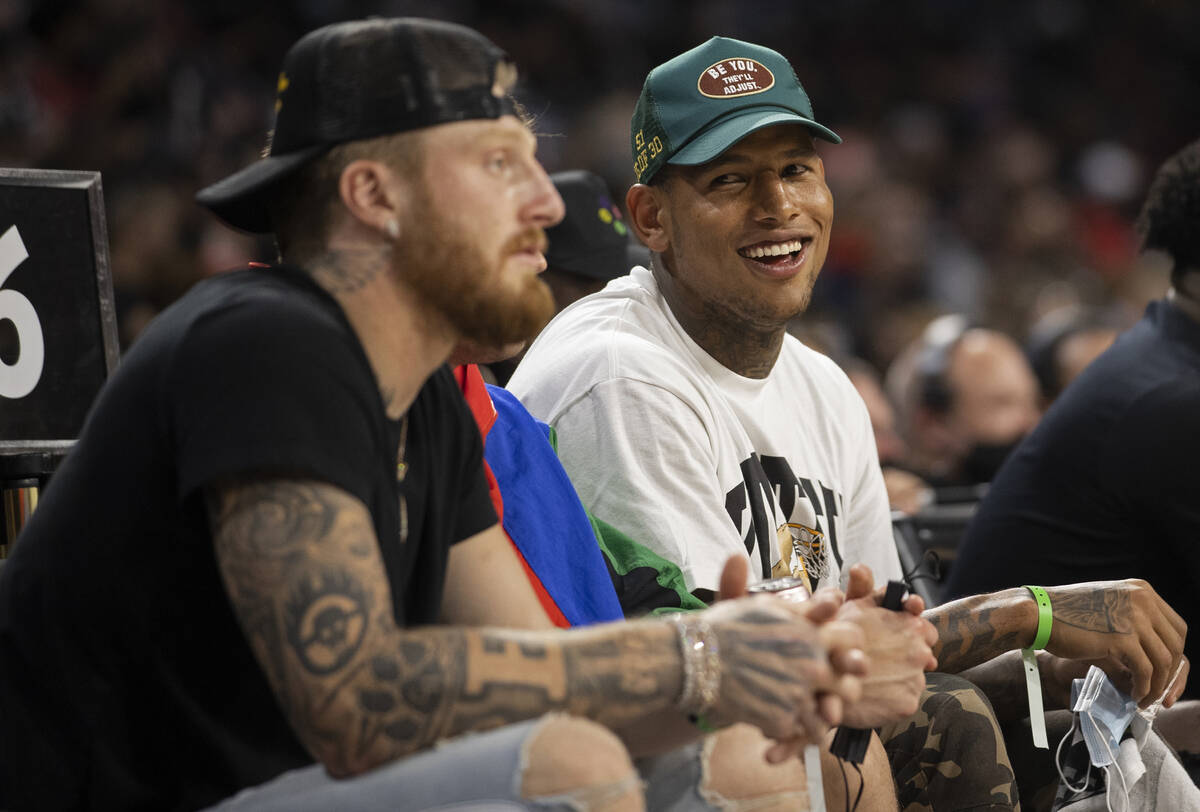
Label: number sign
xmin=0 ymin=169 xmax=118 ymax=452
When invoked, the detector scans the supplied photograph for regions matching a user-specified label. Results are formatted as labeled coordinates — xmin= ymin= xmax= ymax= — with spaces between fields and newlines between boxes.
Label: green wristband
xmin=1023 ymin=585 xmax=1053 ymax=651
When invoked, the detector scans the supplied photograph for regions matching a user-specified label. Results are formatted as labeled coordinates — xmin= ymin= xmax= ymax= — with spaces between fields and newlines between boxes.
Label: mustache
xmin=503 ymin=228 xmax=548 ymax=256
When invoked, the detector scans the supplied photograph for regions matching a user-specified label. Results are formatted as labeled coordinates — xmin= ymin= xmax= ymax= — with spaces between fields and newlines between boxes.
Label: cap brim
xmin=195 ymin=144 xmax=329 ymax=234
xmin=669 ymin=108 xmax=841 ymax=168
xmin=548 ymin=241 xmax=630 ymax=281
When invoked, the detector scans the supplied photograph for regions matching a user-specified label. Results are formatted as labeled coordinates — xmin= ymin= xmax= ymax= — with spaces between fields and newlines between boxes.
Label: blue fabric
xmin=485 ymin=385 xmax=624 ymax=626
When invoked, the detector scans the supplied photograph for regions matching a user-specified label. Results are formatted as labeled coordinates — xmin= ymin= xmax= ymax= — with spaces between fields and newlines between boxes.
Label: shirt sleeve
xmin=167 ymin=298 xmax=383 ymax=508
xmin=549 ymin=376 xmax=739 ymax=593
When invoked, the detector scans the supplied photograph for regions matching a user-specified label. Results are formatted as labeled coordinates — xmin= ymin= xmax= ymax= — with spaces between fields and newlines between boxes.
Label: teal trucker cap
xmin=630 ymin=37 xmax=841 ymax=184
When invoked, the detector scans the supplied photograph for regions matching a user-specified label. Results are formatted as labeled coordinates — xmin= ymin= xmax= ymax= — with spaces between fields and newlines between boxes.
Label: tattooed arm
xmin=927 ymin=581 xmax=1187 ymax=707
xmin=208 ymin=477 xmax=859 ymax=776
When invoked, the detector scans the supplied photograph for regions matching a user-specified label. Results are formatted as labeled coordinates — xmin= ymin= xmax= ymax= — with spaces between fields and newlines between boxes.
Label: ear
xmin=338 ymin=159 xmax=410 ymax=238
xmin=626 ymin=183 xmax=671 ymax=254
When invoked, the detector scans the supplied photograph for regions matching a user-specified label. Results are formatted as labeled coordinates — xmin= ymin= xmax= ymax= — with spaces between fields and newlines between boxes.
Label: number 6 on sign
xmin=0 ymin=225 xmax=44 ymax=399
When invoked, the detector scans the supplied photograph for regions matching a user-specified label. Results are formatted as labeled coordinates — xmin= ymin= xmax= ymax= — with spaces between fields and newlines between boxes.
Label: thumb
xmin=844 ymin=563 xmax=875 ymax=601
xmin=718 ymin=554 xmax=750 ymax=601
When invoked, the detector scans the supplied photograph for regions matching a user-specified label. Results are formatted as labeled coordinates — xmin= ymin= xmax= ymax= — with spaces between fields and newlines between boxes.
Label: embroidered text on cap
xmin=696 ymin=58 xmax=775 ymax=99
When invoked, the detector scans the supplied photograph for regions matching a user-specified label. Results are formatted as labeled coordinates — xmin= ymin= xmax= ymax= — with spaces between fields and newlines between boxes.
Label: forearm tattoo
xmin=926 ymin=593 xmax=1025 ymax=674
xmin=208 ymin=479 xmax=681 ymax=772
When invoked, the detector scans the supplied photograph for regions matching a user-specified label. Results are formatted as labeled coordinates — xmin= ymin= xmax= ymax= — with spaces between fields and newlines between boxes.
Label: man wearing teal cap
xmin=511 ymin=35 xmax=1188 ymax=809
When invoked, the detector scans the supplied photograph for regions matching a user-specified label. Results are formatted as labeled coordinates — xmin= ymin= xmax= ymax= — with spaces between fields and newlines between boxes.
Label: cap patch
xmin=696 ymin=58 xmax=775 ymax=99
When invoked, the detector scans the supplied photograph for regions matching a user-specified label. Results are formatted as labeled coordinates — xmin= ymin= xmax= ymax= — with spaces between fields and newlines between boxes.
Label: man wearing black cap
xmin=510 ymin=36 xmax=1189 ymax=809
xmin=542 ymin=169 xmax=649 ymax=311
xmin=0 ymin=19 xmax=872 ymax=811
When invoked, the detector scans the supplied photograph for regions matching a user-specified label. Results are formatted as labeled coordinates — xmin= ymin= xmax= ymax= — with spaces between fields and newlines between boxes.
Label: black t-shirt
xmin=0 ymin=266 xmax=496 ymax=810
xmin=947 ymin=300 xmax=1200 ymax=694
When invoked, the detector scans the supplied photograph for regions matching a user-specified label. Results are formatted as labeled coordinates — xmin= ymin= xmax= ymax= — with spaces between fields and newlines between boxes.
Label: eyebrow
xmin=708 ymin=146 xmax=817 ymax=168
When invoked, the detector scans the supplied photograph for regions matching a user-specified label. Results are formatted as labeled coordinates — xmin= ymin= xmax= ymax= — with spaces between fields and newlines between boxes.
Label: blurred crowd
xmin=3 ymin=0 xmax=1199 ymax=367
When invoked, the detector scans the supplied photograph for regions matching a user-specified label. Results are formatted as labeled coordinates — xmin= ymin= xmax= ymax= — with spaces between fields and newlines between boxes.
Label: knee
xmin=821 ymin=730 xmax=898 ymax=812
xmin=520 ymin=715 xmax=643 ymax=811
xmin=700 ymin=723 xmax=809 ymax=809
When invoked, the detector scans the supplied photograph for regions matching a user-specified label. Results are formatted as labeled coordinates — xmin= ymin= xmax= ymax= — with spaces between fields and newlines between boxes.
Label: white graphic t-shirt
xmin=508 ymin=266 xmax=901 ymax=594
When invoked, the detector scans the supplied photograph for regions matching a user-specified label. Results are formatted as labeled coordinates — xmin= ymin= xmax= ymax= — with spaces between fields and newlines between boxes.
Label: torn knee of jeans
xmin=518 ymin=713 xmax=644 ymax=810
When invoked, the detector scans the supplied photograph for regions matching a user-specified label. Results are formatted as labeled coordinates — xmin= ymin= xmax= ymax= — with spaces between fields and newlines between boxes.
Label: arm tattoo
xmin=926 ymin=590 xmax=1029 ymax=674
xmin=208 ymin=478 xmax=683 ymax=774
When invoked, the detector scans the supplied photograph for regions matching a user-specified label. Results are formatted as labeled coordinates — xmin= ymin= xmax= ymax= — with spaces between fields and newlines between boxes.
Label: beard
xmin=395 ymin=185 xmax=556 ymax=348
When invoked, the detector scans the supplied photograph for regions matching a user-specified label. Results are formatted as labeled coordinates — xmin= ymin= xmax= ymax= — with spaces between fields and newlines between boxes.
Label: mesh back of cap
xmin=297 ymin=18 xmax=512 ymax=148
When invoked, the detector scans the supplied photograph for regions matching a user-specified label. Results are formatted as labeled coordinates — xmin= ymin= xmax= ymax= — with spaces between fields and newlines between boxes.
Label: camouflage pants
xmin=878 ymin=672 xmax=1020 ymax=811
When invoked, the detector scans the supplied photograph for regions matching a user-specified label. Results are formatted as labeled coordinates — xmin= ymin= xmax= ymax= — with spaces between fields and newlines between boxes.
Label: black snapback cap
xmin=196 ymin=18 xmax=518 ymax=233
xmin=546 ymin=170 xmax=645 ymax=282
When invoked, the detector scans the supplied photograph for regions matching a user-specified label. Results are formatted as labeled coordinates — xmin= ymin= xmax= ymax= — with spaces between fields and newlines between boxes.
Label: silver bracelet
xmin=671 ymin=613 xmax=721 ymax=715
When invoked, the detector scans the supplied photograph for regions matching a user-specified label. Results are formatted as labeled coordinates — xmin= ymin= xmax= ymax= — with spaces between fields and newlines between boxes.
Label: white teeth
xmin=739 ymin=239 xmax=804 ymax=259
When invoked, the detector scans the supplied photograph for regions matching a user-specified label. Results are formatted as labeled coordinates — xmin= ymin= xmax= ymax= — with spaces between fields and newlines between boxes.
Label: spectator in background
xmin=947 ymin=137 xmax=1200 ymax=698
xmin=886 ymin=315 xmax=1041 ymax=495
xmin=1024 ymin=305 xmax=1120 ymax=406
xmin=542 ymin=169 xmax=649 ymax=311
xmin=842 ymin=358 xmax=933 ymax=514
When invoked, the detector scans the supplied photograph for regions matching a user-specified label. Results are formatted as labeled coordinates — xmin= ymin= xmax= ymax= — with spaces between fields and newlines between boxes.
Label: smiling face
xmin=397 ymin=115 xmax=565 ymax=347
xmin=648 ymin=124 xmax=834 ymax=331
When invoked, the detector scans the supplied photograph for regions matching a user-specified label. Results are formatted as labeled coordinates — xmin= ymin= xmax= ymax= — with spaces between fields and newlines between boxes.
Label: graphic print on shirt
xmin=724 ymin=453 xmax=845 ymax=585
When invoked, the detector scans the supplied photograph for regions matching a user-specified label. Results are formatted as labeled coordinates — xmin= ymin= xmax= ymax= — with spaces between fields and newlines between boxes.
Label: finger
xmin=1151 ymin=609 xmax=1187 ymax=672
xmin=718 ymin=555 xmax=750 ymax=601
xmin=786 ymin=687 xmax=827 ymax=743
xmin=903 ymin=593 xmax=926 ymax=616
xmin=812 ymin=586 xmax=847 ymax=609
xmin=844 ymin=564 xmax=875 ymax=601
xmin=802 ymin=598 xmax=840 ymax=625
xmin=1140 ymin=633 xmax=1175 ymax=709
xmin=1167 ymin=657 xmax=1190 ymax=707
xmin=765 ymin=738 xmax=805 ymax=764
xmin=819 ymin=620 xmax=866 ymax=657
xmin=818 ymin=691 xmax=844 ymax=727
xmin=1149 ymin=583 xmax=1189 ymax=643
xmin=796 ymin=702 xmax=831 ymax=744
xmin=831 ymin=672 xmax=863 ymax=706
xmin=829 ymin=646 xmax=868 ymax=678
xmin=1120 ymin=645 xmax=1154 ymax=705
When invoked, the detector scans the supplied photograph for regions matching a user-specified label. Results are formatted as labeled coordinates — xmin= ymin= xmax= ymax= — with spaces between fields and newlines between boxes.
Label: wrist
xmin=671 ymin=614 xmax=721 ymax=716
xmin=1012 ymin=586 xmax=1042 ymax=650
xmin=1021 ymin=585 xmax=1053 ymax=651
